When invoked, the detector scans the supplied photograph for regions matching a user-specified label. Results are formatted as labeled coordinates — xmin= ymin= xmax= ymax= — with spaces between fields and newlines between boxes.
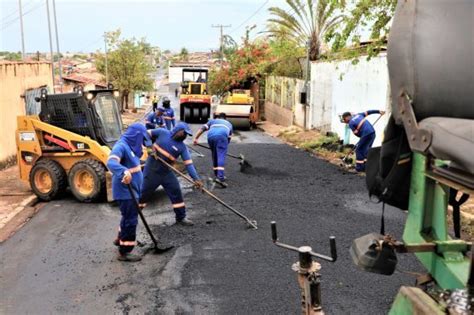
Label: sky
xmin=0 ymin=0 xmax=287 ymax=53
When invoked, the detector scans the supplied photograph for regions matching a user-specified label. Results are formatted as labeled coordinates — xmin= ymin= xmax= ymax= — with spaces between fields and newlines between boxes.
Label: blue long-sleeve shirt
xmin=349 ymin=110 xmax=381 ymax=138
xmin=201 ymin=118 xmax=233 ymax=140
xmin=163 ymin=108 xmax=176 ymax=130
xmin=149 ymin=128 xmax=200 ymax=180
xmin=107 ymin=141 xmax=143 ymax=200
xmin=145 ymin=111 xmax=165 ymax=130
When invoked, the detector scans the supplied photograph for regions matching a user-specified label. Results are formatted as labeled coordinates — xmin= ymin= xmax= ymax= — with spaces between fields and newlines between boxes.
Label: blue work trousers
xmin=208 ymin=136 xmax=228 ymax=180
xmin=355 ymin=132 xmax=376 ymax=172
xmin=117 ymin=199 xmax=138 ymax=254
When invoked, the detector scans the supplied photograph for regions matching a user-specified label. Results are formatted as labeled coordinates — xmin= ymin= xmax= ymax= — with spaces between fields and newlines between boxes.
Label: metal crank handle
xmin=271 ymin=221 xmax=337 ymax=262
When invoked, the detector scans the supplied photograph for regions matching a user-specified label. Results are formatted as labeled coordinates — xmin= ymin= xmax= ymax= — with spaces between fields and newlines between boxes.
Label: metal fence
xmin=265 ymin=76 xmax=303 ymax=110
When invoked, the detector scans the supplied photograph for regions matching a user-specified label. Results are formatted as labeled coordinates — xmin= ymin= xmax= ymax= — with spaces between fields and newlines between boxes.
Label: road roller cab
xmin=16 ymin=86 xmax=123 ymax=203
xmin=214 ymin=89 xmax=257 ymax=130
xmin=179 ymin=68 xmax=211 ymax=123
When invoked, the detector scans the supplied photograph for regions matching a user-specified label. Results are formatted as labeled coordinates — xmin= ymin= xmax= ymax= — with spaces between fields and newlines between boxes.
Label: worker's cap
xmin=157 ymin=107 xmax=165 ymax=113
xmin=172 ymin=122 xmax=193 ymax=136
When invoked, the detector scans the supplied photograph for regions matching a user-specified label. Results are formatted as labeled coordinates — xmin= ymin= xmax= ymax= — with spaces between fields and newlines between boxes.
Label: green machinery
xmin=350 ymin=1 xmax=474 ymax=313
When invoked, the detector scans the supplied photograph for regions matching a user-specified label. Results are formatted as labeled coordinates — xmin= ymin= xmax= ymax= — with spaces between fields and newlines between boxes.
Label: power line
xmin=1 ymin=1 xmax=44 ymax=31
xmin=212 ymin=24 xmax=232 ymax=65
xmin=229 ymin=0 xmax=270 ymax=35
xmin=1 ymin=0 xmax=38 ymax=22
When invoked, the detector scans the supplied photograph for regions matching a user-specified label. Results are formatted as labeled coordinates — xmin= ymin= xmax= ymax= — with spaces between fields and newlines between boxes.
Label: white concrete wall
xmin=169 ymin=66 xmax=183 ymax=84
xmin=309 ymin=54 xmax=390 ymax=146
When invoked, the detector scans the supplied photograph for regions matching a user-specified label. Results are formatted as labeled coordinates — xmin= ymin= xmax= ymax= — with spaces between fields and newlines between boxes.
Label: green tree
xmin=208 ymin=34 xmax=272 ymax=95
xmin=329 ymin=0 xmax=396 ymax=57
xmin=222 ymin=34 xmax=238 ymax=57
xmin=95 ymin=29 xmax=154 ymax=112
xmin=267 ymin=0 xmax=345 ymax=61
xmin=179 ymin=47 xmax=189 ymax=61
xmin=0 ymin=51 xmax=22 ymax=61
xmin=268 ymin=37 xmax=305 ymax=78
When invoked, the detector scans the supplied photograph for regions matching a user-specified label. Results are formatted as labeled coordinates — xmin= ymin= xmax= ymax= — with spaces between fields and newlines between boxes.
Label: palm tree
xmin=267 ymin=0 xmax=344 ymax=61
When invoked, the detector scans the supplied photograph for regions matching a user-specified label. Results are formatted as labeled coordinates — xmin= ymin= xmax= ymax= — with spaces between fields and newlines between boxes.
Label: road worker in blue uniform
xmin=342 ymin=109 xmax=385 ymax=172
xmin=140 ymin=122 xmax=203 ymax=226
xmin=193 ymin=113 xmax=233 ymax=188
xmin=145 ymin=107 xmax=165 ymax=130
xmin=107 ymin=123 xmax=152 ymax=262
xmin=162 ymin=97 xmax=176 ymax=130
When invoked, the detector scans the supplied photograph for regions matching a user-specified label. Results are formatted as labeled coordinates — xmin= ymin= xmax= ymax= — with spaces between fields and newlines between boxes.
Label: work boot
xmin=117 ymin=253 xmax=142 ymax=262
xmin=176 ymin=218 xmax=194 ymax=226
xmin=214 ymin=178 xmax=228 ymax=188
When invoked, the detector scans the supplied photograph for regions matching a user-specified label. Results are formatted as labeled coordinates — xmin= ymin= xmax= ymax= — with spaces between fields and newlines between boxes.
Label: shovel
xmin=195 ymin=143 xmax=252 ymax=172
xmin=127 ymin=184 xmax=174 ymax=255
xmin=186 ymin=144 xmax=205 ymax=157
xmin=151 ymin=152 xmax=258 ymax=229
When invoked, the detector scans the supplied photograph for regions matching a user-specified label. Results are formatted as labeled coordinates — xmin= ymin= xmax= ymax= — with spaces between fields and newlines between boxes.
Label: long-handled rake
xmin=186 ymin=144 xmax=205 ymax=157
xmin=151 ymin=152 xmax=258 ymax=229
xmin=195 ymin=143 xmax=252 ymax=172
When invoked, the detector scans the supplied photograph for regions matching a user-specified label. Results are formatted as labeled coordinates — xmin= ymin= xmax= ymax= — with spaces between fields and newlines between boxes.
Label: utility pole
xmin=45 ymin=0 xmax=55 ymax=92
xmin=103 ymin=32 xmax=109 ymax=85
xmin=211 ymin=24 xmax=231 ymax=66
xmin=51 ymin=0 xmax=63 ymax=92
xmin=18 ymin=0 xmax=26 ymax=59
xmin=303 ymin=38 xmax=311 ymax=130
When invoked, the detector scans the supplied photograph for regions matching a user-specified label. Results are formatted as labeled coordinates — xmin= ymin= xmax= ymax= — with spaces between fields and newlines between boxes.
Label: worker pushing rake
xmin=193 ymin=112 xmax=252 ymax=188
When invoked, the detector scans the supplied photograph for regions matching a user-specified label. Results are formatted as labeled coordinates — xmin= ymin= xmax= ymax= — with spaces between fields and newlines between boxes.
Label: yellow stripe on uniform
xmin=172 ymin=202 xmax=185 ymax=208
xmin=356 ymin=160 xmax=365 ymax=164
xmin=213 ymin=167 xmax=225 ymax=170
xmin=183 ymin=159 xmax=193 ymax=165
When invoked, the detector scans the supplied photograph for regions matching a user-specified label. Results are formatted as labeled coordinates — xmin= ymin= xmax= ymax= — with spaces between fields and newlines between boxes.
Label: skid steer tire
xmin=30 ymin=159 xmax=67 ymax=201
xmin=68 ymin=159 xmax=106 ymax=203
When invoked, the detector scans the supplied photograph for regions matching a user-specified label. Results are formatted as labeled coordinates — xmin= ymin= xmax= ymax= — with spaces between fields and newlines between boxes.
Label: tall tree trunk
xmin=124 ymin=90 xmax=129 ymax=110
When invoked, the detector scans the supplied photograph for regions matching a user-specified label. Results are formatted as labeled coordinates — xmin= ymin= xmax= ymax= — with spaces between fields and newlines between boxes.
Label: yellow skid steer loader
xmin=16 ymin=87 xmax=123 ymax=202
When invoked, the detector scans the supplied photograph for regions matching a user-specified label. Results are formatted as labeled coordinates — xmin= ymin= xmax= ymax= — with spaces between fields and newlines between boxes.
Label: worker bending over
xmin=107 ymin=123 xmax=152 ymax=262
xmin=342 ymin=110 xmax=385 ymax=172
xmin=193 ymin=113 xmax=233 ymax=188
xmin=141 ymin=122 xmax=203 ymax=226
xmin=145 ymin=107 xmax=165 ymax=130
xmin=162 ymin=97 xmax=176 ymax=130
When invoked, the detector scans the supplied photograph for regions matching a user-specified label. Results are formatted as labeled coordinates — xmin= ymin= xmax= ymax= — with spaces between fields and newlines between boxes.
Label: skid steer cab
xmin=16 ymin=86 xmax=123 ymax=203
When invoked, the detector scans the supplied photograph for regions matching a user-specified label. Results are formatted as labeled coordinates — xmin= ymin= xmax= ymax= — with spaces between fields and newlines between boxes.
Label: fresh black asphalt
xmin=0 ymin=135 xmax=423 ymax=314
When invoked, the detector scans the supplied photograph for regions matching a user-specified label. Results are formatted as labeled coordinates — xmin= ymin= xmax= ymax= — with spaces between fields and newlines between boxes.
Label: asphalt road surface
xmin=0 ymin=88 xmax=423 ymax=315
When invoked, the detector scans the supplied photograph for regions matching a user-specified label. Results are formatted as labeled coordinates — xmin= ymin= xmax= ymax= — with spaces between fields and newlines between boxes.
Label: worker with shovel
xmin=342 ymin=110 xmax=385 ymax=172
xmin=107 ymin=123 xmax=152 ymax=262
xmin=145 ymin=107 xmax=165 ymax=130
xmin=141 ymin=122 xmax=203 ymax=226
xmin=193 ymin=113 xmax=233 ymax=188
